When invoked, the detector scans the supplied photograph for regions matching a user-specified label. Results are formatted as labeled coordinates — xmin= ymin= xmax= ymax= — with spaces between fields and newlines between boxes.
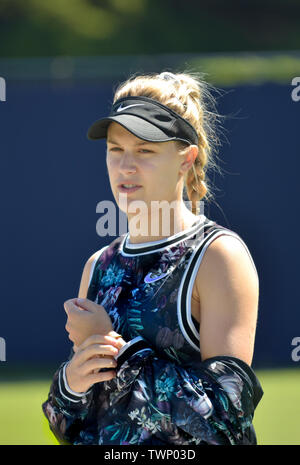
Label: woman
xmin=42 ymin=71 xmax=263 ymax=445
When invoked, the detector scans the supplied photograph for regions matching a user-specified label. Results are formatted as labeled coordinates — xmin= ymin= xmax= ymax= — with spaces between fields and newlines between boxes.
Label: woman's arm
xmin=196 ymin=234 xmax=259 ymax=366
xmin=42 ymin=250 xmax=119 ymax=445
xmin=42 ymin=335 xmax=121 ymax=445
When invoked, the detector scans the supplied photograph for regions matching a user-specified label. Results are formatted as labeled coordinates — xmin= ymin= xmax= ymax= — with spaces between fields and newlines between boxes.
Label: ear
xmin=179 ymin=145 xmax=198 ymax=175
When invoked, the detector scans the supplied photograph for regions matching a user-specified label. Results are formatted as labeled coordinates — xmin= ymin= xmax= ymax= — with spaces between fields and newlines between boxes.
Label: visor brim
xmin=87 ymin=114 xmax=176 ymax=142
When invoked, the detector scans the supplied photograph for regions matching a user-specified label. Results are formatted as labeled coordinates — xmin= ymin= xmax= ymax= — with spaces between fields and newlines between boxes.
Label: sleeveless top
xmin=86 ymin=214 xmax=258 ymax=368
xmin=42 ymin=214 xmax=263 ymax=445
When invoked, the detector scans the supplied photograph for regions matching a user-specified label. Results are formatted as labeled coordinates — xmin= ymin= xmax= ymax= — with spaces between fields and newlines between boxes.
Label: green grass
xmin=0 ymin=378 xmax=58 ymax=445
xmin=0 ymin=367 xmax=299 ymax=445
xmin=252 ymin=368 xmax=300 ymax=445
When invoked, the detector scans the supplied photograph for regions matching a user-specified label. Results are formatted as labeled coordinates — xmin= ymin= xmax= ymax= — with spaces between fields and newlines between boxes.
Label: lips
xmin=118 ymin=184 xmax=142 ymax=193
xmin=117 ymin=182 xmax=142 ymax=188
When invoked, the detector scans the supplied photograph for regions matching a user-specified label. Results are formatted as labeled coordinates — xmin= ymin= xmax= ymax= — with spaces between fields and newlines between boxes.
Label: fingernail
xmin=108 ymin=331 xmax=121 ymax=338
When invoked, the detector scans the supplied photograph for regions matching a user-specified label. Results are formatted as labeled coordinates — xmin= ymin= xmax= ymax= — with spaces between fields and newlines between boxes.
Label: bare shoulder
xmin=78 ymin=250 xmax=105 ymax=298
xmin=195 ymin=233 xmax=259 ymax=300
xmin=195 ymin=233 xmax=259 ymax=364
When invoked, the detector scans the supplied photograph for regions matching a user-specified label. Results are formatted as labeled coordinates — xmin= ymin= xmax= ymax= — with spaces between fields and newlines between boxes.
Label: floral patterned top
xmin=42 ymin=215 xmax=263 ymax=445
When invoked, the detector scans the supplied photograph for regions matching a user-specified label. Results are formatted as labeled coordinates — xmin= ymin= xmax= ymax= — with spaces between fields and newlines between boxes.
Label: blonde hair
xmin=112 ymin=70 xmax=223 ymax=215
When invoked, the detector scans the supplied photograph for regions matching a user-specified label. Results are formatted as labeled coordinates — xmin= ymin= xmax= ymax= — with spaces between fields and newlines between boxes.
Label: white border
xmin=121 ymin=217 xmax=207 ymax=257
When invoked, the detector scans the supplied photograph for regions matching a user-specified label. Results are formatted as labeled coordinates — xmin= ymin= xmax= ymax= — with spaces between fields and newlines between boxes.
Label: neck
xmin=127 ymin=201 xmax=198 ymax=244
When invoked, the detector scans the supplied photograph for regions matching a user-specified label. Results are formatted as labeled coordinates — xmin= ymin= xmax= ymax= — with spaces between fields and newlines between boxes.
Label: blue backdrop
xmin=1 ymin=78 xmax=299 ymax=369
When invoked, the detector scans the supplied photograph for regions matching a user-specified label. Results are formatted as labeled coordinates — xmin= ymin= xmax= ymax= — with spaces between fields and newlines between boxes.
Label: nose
xmin=119 ymin=150 xmax=137 ymax=174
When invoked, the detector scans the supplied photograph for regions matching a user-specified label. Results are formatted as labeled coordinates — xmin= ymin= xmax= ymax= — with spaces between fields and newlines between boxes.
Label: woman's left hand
xmin=64 ymin=297 xmax=116 ymax=348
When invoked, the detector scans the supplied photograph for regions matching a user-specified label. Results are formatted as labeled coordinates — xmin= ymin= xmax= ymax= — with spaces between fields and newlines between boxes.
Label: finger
xmin=70 ymin=301 xmax=87 ymax=315
xmin=77 ymin=343 xmax=119 ymax=364
xmin=112 ymin=338 xmax=125 ymax=351
xmin=108 ymin=330 xmax=123 ymax=339
xmin=107 ymin=332 xmax=126 ymax=350
xmin=82 ymin=356 xmax=117 ymax=375
xmin=64 ymin=320 xmax=76 ymax=337
xmin=65 ymin=320 xmax=71 ymax=333
xmin=67 ymin=331 xmax=77 ymax=343
xmin=63 ymin=298 xmax=78 ymax=315
xmin=65 ymin=303 xmax=91 ymax=321
xmin=77 ymin=334 xmax=121 ymax=351
xmin=87 ymin=370 xmax=116 ymax=386
xmin=75 ymin=298 xmax=100 ymax=313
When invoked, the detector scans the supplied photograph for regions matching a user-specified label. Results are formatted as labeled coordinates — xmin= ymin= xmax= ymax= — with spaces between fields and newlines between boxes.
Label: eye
xmin=107 ymin=147 xmax=153 ymax=154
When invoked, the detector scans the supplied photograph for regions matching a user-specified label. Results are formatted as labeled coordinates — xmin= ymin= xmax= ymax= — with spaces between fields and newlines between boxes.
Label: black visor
xmin=87 ymin=95 xmax=198 ymax=146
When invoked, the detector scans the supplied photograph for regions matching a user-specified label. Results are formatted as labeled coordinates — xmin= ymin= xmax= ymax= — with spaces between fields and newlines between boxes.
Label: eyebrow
xmin=107 ymin=138 xmax=156 ymax=146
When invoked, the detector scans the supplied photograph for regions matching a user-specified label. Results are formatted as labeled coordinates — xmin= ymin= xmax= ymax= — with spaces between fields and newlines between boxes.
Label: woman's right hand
xmin=65 ymin=334 xmax=121 ymax=393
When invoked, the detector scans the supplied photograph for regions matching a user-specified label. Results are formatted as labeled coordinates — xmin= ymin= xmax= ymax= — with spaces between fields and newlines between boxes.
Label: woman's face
xmin=106 ymin=122 xmax=193 ymax=215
